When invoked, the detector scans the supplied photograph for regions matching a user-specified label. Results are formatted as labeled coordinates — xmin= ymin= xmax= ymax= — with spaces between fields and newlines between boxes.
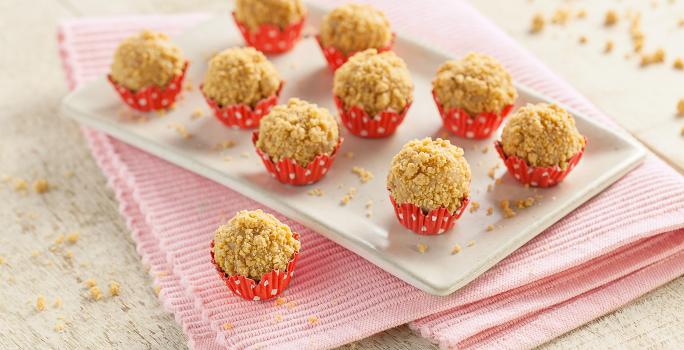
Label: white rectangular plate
xmin=60 ymin=5 xmax=645 ymax=295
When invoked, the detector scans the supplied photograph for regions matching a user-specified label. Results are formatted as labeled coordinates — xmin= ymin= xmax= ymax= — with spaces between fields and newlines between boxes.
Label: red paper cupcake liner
xmin=201 ymin=83 xmax=283 ymax=129
xmin=432 ymin=90 xmax=513 ymax=139
xmin=252 ymin=132 xmax=343 ymax=185
xmin=494 ymin=139 xmax=587 ymax=187
xmin=107 ymin=62 xmax=188 ymax=112
xmin=232 ymin=12 xmax=306 ymax=54
xmin=389 ymin=195 xmax=469 ymax=235
xmin=210 ymin=233 xmax=299 ymax=301
xmin=315 ymin=34 xmax=395 ymax=71
xmin=333 ymin=96 xmax=411 ymax=138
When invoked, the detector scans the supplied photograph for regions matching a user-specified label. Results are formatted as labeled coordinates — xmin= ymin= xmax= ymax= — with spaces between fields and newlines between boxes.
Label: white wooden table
xmin=0 ymin=0 xmax=682 ymax=349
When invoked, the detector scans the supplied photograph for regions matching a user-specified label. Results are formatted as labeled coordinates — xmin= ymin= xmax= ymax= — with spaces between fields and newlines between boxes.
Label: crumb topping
xmin=256 ymin=98 xmax=339 ymax=166
xmin=501 ymin=103 xmax=585 ymax=169
xmin=319 ymin=3 xmax=392 ymax=55
xmin=333 ymin=49 xmax=413 ymax=116
xmin=213 ymin=210 xmax=300 ymax=280
xmin=109 ymin=281 xmax=121 ymax=296
xmin=530 ymin=13 xmax=545 ymax=33
xmin=433 ymin=52 xmax=517 ymax=116
xmin=387 ymin=138 xmax=471 ymax=213
xmin=33 ymin=179 xmax=49 ymax=193
xmin=202 ymin=47 xmax=280 ymax=108
xmin=36 ymin=295 xmax=46 ymax=311
xmin=450 ymin=244 xmax=462 ymax=254
xmin=351 ymin=166 xmax=374 ymax=184
xmin=416 ymin=243 xmax=428 ymax=253
xmin=235 ymin=0 xmax=306 ymax=31
xmin=677 ymin=99 xmax=684 ymax=116
xmin=110 ymin=30 xmax=185 ymax=91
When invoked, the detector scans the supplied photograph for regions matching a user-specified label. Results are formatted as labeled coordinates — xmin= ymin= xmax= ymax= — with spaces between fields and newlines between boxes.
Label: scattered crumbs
xmin=495 ymin=178 xmax=502 ymax=185
xmin=213 ymin=140 xmax=236 ymax=150
xmin=84 ymin=279 xmax=97 ymax=288
xmin=156 ymin=270 xmax=168 ymax=277
xmin=486 ymin=184 xmax=494 ymax=192
xmin=486 ymin=224 xmax=495 ymax=232
xmin=191 ymin=107 xmax=204 ymax=119
xmin=154 ymin=285 xmax=161 ymax=296
xmin=487 ymin=164 xmax=499 ymax=179
xmin=679 ymin=18 xmax=684 ymax=27
xmin=66 ymin=232 xmax=80 ymax=244
xmin=156 ymin=109 xmax=167 ymax=117
xmin=286 ymin=301 xmax=297 ymax=309
xmin=14 ymin=178 xmax=28 ymax=192
xmin=681 ymin=126 xmax=684 ymax=136
xmin=487 ymin=207 xmax=494 ymax=216
xmin=604 ymin=10 xmax=619 ymax=26
xmin=576 ymin=9 xmax=587 ymax=19
xmin=365 ymin=199 xmax=374 ymax=218
xmin=481 ymin=146 xmax=489 ymax=154
xmin=36 ymin=295 xmax=46 ymax=311
xmin=416 ymin=243 xmax=428 ymax=254
xmin=31 ymin=250 xmax=40 ymax=257
xmin=54 ymin=234 xmax=65 ymax=245
xmin=551 ymin=8 xmax=570 ymax=25
xmin=344 ymin=151 xmax=355 ymax=159
xmin=674 ymin=58 xmax=684 ymax=70
xmin=109 ymin=281 xmax=121 ymax=297
xmin=450 ymin=244 xmax=462 ymax=255
xmin=54 ymin=322 xmax=66 ymax=333
xmin=677 ymin=99 xmax=684 ymax=116
xmin=275 ymin=297 xmax=286 ymax=306
xmin=1 ymin=174 xmax=11 ymax=182
xmin=630 ymin=14 xmax=644 ymax=53
xmin=53 ymin=297 xmax=62 ymax=308
xmin=351 ymin=166 xmax=374 ymax=183
xmin=223 ymin=322 xmax=234 ymax=330
xmin=530 ymin=13 xmax=545 ymax=33
xmin=604 ymin=40 xmax=614 ymax=54
xmin=89 ymin=286 xmax=103 ymax=301
xmin=578 ymin=35 xmax=587 ymax=44
xmin=33 ymin=179 xmax=50 ymax=193
xmin=340 ymin=187 xmax=357 ymax=206
xmin=466 ymin=240 xmax=476 ymax=247
xmin=307 ymin=188 xmax=324 ymax=197
xmin=223 ymin=156 xmax=234 ymax=162
xmin=500 ymin=199 xmax=516 ymax=219
xmin=167 ymin=122 xmax=192 ymax=139
xmin=640 ymin=48 xmax=665 ymax=67
xmin=274 ymin=313 xmax=283 ymax=322
xmin=64 ymin=250 xmax=74 ymax=260
xmin=469 ymin=201 xmax=480 ymax=213
xmin=183 ymin=81 xmax=193 ymax=91
xmin=0 ymin=256 xmax=4 ymax=265
xmin=516 ymin=197 xmax=536 ymax=209
xmin=307 ymin=316 xmax=319 ymax=325
xmin=240 ymin=152 xmax=249 ymax=158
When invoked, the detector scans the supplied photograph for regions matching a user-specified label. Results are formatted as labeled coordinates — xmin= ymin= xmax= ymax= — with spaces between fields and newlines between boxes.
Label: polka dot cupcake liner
xmin=252 ymin=132 xmax=343 ymax=185
xmin=333 ymin=96 xmax=411 ymax=138
xmin=201 ymin=82 xmax=283 ymax=129
xmin=389 ymin=195 xmax=469 ymax=235
xmin=210 ymin=233 xmax=299 ymax=301
xmin=315 ymin=34 xmax=395 ymax=71
xmin=494 ymin=139 xmax=587 ymax=187
xmin=233 ymin=12 xmax=306 ymax=55
xmin=107 ymin=62 xmax=188 ymax=112
xmin=432 ymin=90 xmax=513 ymax=139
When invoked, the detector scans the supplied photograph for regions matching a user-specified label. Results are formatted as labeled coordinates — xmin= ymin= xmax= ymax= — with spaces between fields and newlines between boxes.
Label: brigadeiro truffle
xmin=333 ymin=49 xmax=413 ymax=138
xmin=253 ymin=98 xmax=342 ymax=185
xmin=233 ymin=0 xmax=307 ymax=54
xmin=317 ymin=3 xmax=394 ymax=70
xmin=496 ymin=103 xmax=587 ymax=187
xmin=387 ymin=137 xmax=471 ymax=235
xmin=211 ymin=209 xmax=300 ymax=300
xmin=108 ymin=30 xmax=187 ymax=111
xmin=432 ymin=52 xmax=518 ymax=139
xmin=201 ymin=47 xmax=282 ymax=129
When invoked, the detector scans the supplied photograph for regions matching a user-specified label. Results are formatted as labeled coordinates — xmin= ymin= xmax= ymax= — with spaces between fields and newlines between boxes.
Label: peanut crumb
xmin=674 ymin=58 xmax=684 ymax=70
xmin=109 ymin=281 xmax=121 ymax=296
xmin=213 ymin=140 xmax=236 ymax=150
xmin=486 ymin=184 xmax=494 ymax=192
xmin=551 ymin=8 xmax=570 ymax=25
xmin=679 ymin=100 xmax=684 ymax=116
xmin=31 ymin=250 xmax=40 ymax=257
xmin=604 ymin=41 xmax=614 ymax=53
xmin=14 ymin=179 xmax=28 ymax=192
xmin=500 ymin=199 xmax=516 ymax=219
xmin=351 ymin=166 xmax=374 ymax=183
xmin=604 ymin=10 xmax=619 ymax=26
xmin=576 ymin=9 xmax=587 ymax=19
xmin=84 ymin=279 xmax=97 ymax=288
xmin=66 ymin=232 xmax=80 ymax=244
xmin=167 ymin=122 xmax=192 ymax=139
xmin=223 ymin=322 xmax=233 ymax=330
xmin=286 ymin=301 xmax=297 ymax=309
xmin=275 ymin=297 xmax=286 ymax=306
xmin=467 ymin=240 xmax=476 ymax=247
xmin=64 ymin=250 xmax=74 ymax=260
xmin=469 ymin=201 xmax=480 ymax=213
xmin=89 ymin=286 xmax=103 ymax=301
xmin=274 ymin=313 xmax=283 ymax=322
xmin=450 ymin=244 xmax=462 ymax=255
xmin=223 ymin=156 xmax=233 ymax=162
xmin=578 ymin=35 xmax=587 ymax=44
xmin=516 ymin=197 xmax=536 ymax=209
xmin=487 ymin=164 xmax=499 ymax=179
xmin=495 ymin=178 xmax=502 ymax=185
xmin=481 ymin=146 xmax=489 ymax=154
xmin=54 ymin=234 xmax=65 ymax=245
xmin=307 ymin=188 xmax=324 ymax=197
xmin=33 ymin=179 xmax=50 ymax=193
xmin=640 ymin=48 xmax=665 ymax=67
xmin=530 ymin=13 xmax=545 ymax=33
xmin=54 ymin=322 xmax=65 ymax=332
xmin=191 ymin=107 xmax=204 ymax=120
xmin=53 ymin=297 xmax=62 ymax=308
xmin=416 ymin=243 xmax=428 ymax=253
xmin=487 ymin=207 xmax=494 ymax=216
xmin=0 ymin=256 xmax=4 ymax=265
xmin=681 ymin=127 xmax=684 ymax=136
xmin=307 ymin=316 xmax=319 ymax=325
xmin=240 ymin=152 xmax=249 ymax=158
xmin=340 ymin=187 xmax=357 ymax=206
xmin=344 ymin=151 xmax=355 ymax=159
xmin=36 ymin=295 xmax=46 ymax=311
xmin=486 ymin=224 xmax=495 ymax=232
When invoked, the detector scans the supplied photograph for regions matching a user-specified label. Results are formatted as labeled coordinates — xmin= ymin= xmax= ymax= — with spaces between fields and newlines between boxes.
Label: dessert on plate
xmin=317 ymin=3 xmax=394 ymax=70
xmin=333 ymin=49 xmax=413 ymax=138
xmin=432 ymin=52 xmax=518 ymax=139
xmin=108 ymin=30 xmax=187 ymax=112
xmin=211 ymin=209 xmax=300 ymax=301
xmin=253 ymin=98 xmax=342 ymax=185
xmin=201 ymin=47 xmax=282 ymax=129
xmin=496 ymin=103 xmax=587 ymax=187
xmin=387 ymin=137 xmax=471 ymax=235
xmin=233 ymin=0 xmax=307 ymax=54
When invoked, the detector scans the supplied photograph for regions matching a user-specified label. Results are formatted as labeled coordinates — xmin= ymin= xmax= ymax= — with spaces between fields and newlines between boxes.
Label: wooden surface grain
xmin=0 ymin=0 xmax=682 ymax=349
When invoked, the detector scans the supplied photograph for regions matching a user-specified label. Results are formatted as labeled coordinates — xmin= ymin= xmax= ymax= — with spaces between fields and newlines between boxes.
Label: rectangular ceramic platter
xmin=61 ymin=4 xmax=645 ymax=296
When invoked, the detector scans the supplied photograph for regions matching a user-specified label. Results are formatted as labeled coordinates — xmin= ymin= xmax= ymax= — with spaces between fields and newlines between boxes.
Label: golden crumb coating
xmin=235 ymin=0 xmax=306 ymax=31
xmin=387 ymin=138 xmax=471 ymax=213
xmin=202 ymin=47 xmax=281 ymax=108
xmin=333 ymin=49 xmax=413 ymax=116
xmin=256 ymin=98 xmax=339 ymax=166
xmin=213 ymin=210 xmax=300 ymax=280
xmin=319 ymin=3 xmax=392 ymax=55
xmin=110 ymin=30 xmax=185 ymax=91
xmin=501 ymin=103 xmax=585 ymax=169
xmin=432 ymin=52 xmax=518 ymax=116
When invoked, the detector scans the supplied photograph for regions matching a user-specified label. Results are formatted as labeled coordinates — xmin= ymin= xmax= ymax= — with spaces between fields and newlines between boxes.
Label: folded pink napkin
xmin=58 ymin=1 xmax=684 ymax=349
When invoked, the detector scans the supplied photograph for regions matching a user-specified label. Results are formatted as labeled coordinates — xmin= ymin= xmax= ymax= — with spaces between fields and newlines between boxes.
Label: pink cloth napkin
xmin=58 ymin=1 xmax=684 ymax=349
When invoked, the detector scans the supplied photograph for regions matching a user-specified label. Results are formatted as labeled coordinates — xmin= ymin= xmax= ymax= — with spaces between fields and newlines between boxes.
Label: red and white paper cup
xmin=389 ymin=195 xmax=469 ymax=235
xmin=210 ymin=234 xmax=299 ymax=301
xmin=232 ymin=12 xmax=306 ymax=55
xmin=108 ymin=62 xmax=188 ymax=112
xmin=432 ymin=90 xmax=513 ymax=139
xmin=333 ymin=96 xmax=411 ymax=138
xmin=315 ymin=35 xmax=395 ymax=71
xmin=494 ymin=139 xmax=587 ymax=187
xmin=252 ymin=132 xmax=343 ymax=185
xmin=201 ymin=83 xmax=283 ymax=129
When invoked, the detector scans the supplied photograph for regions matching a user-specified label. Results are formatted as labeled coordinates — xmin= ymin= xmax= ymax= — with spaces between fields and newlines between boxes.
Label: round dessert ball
xmin=387 ymin=137 xmax=471 ymax=213
xmin=110 ymin=30 xmax=185 ymax=91
xmin=256 ymin=98 xmax=339 ymax=166
xmin=333 ymin=49 xmax=413 ymax=116
xmin=319 ymin=3 xmax=393 ymax=55
xmin=202 ymin=47 xmax=281 ymax=108
xmin=501 ymin=103 xmax=585 ymax=169
xmin=213 ymin=210 xmax=300 ymax=280
xmin=432 ymin=52 xmax=517 ymax=116
xmin=235 ymin=0 xmax=306 ymax=31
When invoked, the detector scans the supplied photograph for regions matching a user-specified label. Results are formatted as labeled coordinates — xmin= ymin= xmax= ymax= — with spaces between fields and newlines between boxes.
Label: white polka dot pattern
xmin=333 ymin=95 xmax=411 ymax=139
xmin=432 ymin=90 xmax=513 ymax=140
xmin=232 ymin=12 xmax=305 ymax=55
xmin=388 ymin=194 xmax=469 ymax=235
xmin=315 ymin=34 xmax=395 ymax=71
xmin=201 ymin=82 xmax=283 ymax=129
xmin=107 ymin=62 xmax=188 ymax=112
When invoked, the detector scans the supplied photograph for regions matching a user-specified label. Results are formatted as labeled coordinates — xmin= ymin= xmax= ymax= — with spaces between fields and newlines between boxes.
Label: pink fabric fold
xmin=58 ymin=1 xmax=684 ymax=349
